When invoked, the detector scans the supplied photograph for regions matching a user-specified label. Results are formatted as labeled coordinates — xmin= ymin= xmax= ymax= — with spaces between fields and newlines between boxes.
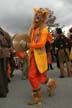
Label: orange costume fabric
xmin=16 ymin=51 xmax=25 ymax=59
xmin=47 ymin=51 xmax=52 ymax=64
xmin=28 ymin=27 xmax=48 ymax=89
xmin=30 ymin=28 xmax=48 ymax=50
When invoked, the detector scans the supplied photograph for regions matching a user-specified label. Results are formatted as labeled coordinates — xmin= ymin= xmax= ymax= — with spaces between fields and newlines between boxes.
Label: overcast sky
xmin=0 ymin=0 xmax=72 ymax=35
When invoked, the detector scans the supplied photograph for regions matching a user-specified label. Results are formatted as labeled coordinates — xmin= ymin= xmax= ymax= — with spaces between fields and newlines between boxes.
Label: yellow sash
xmin=34 ymin=48 xmax=48 ymax=74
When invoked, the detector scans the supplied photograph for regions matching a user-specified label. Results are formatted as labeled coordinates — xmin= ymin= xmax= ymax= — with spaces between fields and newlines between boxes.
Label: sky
xmin=0 ymin=0 xmax=72 ymax=36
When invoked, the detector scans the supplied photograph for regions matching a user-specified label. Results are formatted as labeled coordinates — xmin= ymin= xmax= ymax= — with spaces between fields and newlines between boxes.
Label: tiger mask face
xmin=33 ymin=8 xmax=48 ymax=28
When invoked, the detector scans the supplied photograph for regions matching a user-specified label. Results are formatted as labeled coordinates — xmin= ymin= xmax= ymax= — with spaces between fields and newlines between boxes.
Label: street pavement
xmin=0 ymin=63 xmax=72 ymax=108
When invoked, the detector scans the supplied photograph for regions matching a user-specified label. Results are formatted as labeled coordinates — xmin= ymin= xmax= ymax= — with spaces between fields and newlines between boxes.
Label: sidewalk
xmin=0 ymin=66 xmax=72 ymax=108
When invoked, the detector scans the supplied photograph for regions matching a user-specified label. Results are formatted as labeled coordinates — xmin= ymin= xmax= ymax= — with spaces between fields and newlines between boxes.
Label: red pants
xmin=28 ymin=54 xmax=47 ymax=89
xmin=7 ymin=64 xmax=11 ymax=80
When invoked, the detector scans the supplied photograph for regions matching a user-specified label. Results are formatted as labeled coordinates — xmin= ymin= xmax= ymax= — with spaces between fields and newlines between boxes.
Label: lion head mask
xmin=33 ymin=8 xmax=48 ymax=28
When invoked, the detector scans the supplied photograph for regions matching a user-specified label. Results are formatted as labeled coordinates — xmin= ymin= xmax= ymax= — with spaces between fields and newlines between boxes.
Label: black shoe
xmin=59 ymin=76 xmax=65 ymax=78
xmin=0 ymin=93 xmax=7 ymax=98
xmin=8 ymin=79 xmax=11 ymax=83
xmin=51 ymin=68 xmax=54 ymax=70
xmin=6 ymin=89 xmax=9 ymax=93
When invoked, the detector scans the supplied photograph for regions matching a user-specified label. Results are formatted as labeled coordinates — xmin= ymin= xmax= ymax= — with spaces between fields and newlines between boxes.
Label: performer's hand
xmin=19 ymin=40 xmax=27 ymax=48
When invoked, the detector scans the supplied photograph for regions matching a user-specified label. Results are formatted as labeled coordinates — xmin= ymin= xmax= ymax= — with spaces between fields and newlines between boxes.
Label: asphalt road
xmin=0 ymin=63 xmax=72 ymax=108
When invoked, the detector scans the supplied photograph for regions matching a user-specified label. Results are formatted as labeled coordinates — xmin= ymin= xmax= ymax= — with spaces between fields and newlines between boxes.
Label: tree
xmin=45 ymin=8 xmax=59 ymax=28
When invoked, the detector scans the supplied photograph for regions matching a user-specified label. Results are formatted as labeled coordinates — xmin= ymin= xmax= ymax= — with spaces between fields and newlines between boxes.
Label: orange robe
xmin=28 ymin=27 xmax=48 ymax=89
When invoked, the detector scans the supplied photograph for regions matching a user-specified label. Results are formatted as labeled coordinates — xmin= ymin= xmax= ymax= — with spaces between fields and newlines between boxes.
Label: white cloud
xmin=0 ymin=0 xmax=72 ymax=34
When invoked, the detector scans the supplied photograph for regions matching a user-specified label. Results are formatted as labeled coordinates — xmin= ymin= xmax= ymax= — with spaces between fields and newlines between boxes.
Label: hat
xmin=33 ymin=8 xmax=48 ymax=17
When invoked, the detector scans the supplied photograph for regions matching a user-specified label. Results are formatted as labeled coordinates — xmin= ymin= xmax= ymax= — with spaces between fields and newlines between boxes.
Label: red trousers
xmin=28 ymin=54 xmax=47 ymax=89
xmin=7 ymin=64 xmax=11 ymax=80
